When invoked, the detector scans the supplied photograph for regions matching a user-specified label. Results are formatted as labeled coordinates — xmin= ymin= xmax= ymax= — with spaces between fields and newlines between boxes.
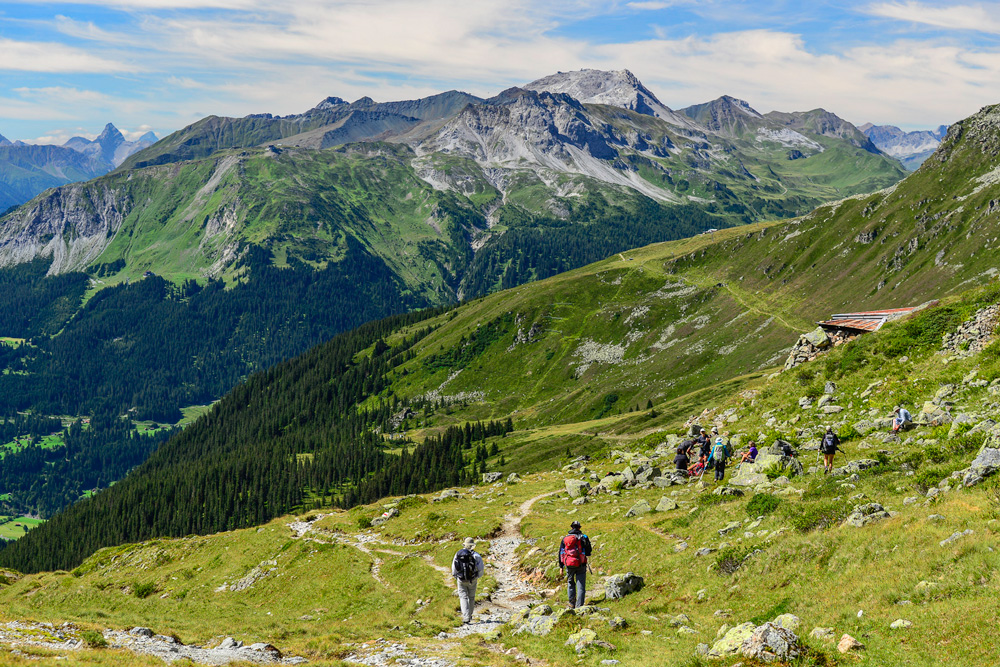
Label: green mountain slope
xmin=5 ymin=102 xmax=1000 ymax=572
xmin=0 ymin=144 xmax=108 ymax=212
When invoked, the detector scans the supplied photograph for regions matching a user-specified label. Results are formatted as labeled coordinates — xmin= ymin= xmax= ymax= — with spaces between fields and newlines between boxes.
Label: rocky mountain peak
xmin=680 ymin=95 xmax=764 ymax=136
xmin=313 ymin=96 xmax=348 ymax=111
xmin=523 ymin=68 xmax=692 ymax=128
xmin=97 ymin=123 xmax=124 ymax=143
xmin=0 ymin=133 xmax=10 ymax=147
xmin=137 ymin=131 xmax=158 ymax=144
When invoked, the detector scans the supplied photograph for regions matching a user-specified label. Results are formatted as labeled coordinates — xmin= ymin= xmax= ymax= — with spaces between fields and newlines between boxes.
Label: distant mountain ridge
xmin=62 ymin=123 xmax=157 ymax=168
xmin=0 ymin=123 xmax=157 ymax=212
xmin=859 ymin=122 xmax=947 ymax=170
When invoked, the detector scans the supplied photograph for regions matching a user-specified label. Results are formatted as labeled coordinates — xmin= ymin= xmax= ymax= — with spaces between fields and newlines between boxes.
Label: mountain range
xmin=0 ymin=68 xmax=907 ymax=520
xmin=860 ymin=122 xmax=948 ymax=170
xmin=0 ymin=123 xmax=157 ymax=212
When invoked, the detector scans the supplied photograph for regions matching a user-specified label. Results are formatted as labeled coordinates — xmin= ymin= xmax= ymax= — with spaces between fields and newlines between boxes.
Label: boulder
xmin=598 ymin=474 xmax=625 ymax=491
xmin=635 ymin=466 xmax=661 ymax=484
xmin=890 ymin=619 xmax=912 ymax=629
xmin=482 ymin=472 xmax=503 ymax=484
xmin=844 ymin=503 xmax=891 ymax=528
xmin=604 ymin=573 xmax=644 ymax=600
xmin=742 ymin=622 xmax=801 ymax=662
xmin=831 ymin=459 xmax=880 ymax=476
xmin=939 ymin=529 xmax=973 ymax=547
xmin=624 ymin=500 xmax=652 ymax=518
xmin=803 ymin=327 xmax=830 ymax=348
xmin=506 ymin=473 xmax=521 ymax=484
xmin=130 ymin=628 xmax=155 ymax=638
xmin=712 ymin=486 xmax=744 ymax=497
xmin=655 ymin=497 xmax=678 ymax=512
xmin=809 ymin=627 xmax=835 ymax=641
xmin=512 ymin=614 xmax=558 ymax=636
xmin=706 ymin=622 xmax=756 ymax=658
xmin=565 ymin=628 xmax=598 ymax=652
xmin=772 ymin=614 xmax=801 ymax=632
xmin=837 ymin=634 xmax=864 ymax=653
xmin=371 ymin=507 xmax=400 ymax=526
xmin=620 ymin=466 xmax=636 ymax=483
xmin=824 ymin=381 xmax=837 ymax=394
xmin=565 ymin=479 xmax=591 ymax=498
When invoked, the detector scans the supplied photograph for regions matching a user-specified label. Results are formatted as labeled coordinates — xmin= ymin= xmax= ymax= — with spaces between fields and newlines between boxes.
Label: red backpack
xmin=562 ymin=534 xmax=586 ymax=567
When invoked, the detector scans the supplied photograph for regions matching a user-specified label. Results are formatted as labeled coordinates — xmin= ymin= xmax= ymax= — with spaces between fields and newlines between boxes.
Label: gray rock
xmin=506 ymin=473 xmax=521 ymax=484
xmin=939 ymin=529 xmax=973 ymax=546
xmin=655 ymin=496 xmax=678 ymax=512
xmin=620 ymin=466 xmax=636 ymax=483
xmin=809 ymin=627 xmax=835 ymax=641
xmin=890 ymin=619 xmax=912 ymax=629
xmin=844 ymin=503 xmax=890 ymax=528
xmin=604 ymin=573 xmax=644 ymax=600
xmin=512 ymin=615 xmax=558 ymax=636
xmin=824 ymin=381 xmax=837 ymax=394
xmin=707 ymin=622 xmax=756 ymax=658
xmin=719 ymin=521 xmax=742 ymax=535
xmin=803 ymin=327 xmax=830 ymax=348
xmin=822 ymin=405 xmax=843 ymax=414
xmin=742 ymin=622 xmax=801 ymax=662
xmin=565 ymin=479 xmax=591 ymax=498
xmin=130 ymin=627 xmax=154 ymax=638
xmin=482 ymin=472 xmax=503 ymax=484
xmin=635 ymin=466 xmax=661 ymax=483
xmin=772 ymin=614 xmax=801 ymax=632
xmin=624 ymin=500 xmax=652 ymax=518
xmin=695 ymin=547 xmax=716 ymax=557
xmin=712 ymin=486 xmax=744 ymax=497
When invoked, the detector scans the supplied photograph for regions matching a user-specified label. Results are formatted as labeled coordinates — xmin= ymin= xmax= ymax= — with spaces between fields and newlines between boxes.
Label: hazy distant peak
xmin=0 ymin=133 xmax=10 ymax=146
xmin=137 ymin=131 xmax=158 ymax=143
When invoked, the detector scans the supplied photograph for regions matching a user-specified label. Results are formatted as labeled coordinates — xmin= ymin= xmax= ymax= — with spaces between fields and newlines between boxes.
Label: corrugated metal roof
xmin=817 ymin=306 xmax=920 ymax=332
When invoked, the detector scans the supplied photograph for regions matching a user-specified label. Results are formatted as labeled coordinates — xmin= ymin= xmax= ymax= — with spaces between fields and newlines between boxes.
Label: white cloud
xmin=0 ymin=38 xmax=132 ymax=73
xmin=867 ymin=1 xmax=1000 ymax=34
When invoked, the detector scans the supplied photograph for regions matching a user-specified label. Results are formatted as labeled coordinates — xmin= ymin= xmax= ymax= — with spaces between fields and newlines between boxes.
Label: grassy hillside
xmin=2 ymin=280 xmax=1000 ymax=665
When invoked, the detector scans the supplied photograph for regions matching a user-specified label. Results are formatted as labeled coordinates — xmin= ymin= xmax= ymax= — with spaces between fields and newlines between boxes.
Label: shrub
xmin=783 ymin=500 xmax=851 ymax=532
xmin=395 ymin=496 xmax=428 ymax=511
xmin=716 ymin=546 xmax=753 ymax=575
xmin=132 ymin=581 xmax=157 ymax=599
xmin=762 ymin=463 xmax=786 ymax=481
xmin=356 ymin=516 xmax=373 ymax=530
xmin=746 ymin=493 xmax=783 ymax=517
xmin=80 ymin=630 xmax=107 ymax=648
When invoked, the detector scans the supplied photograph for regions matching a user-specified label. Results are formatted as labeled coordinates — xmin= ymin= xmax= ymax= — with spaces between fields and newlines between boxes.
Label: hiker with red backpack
xmin=558 ymin=521 xmax=593 ymax=609
xmin=452 ymin=537 xmax=485 ymax=624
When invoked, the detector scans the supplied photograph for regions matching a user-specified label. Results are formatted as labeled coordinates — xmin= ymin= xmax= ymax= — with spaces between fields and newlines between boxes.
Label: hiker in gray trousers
xmin=451 ymin=537 xmax=485 ymax=624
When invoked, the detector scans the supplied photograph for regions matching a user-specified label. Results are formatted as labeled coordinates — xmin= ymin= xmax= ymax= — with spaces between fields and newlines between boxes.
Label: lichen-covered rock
xmin=844 ymin=503 xmax=891 ymax=527
xmin=624 ymin=500 xmax=652 ymax=518
xmin=741 ymin=622 xmax=801 ymax=662
xmin=482 ymin=472 xmax=503 ymax=484
xmin=655 ymin=496 xmax=678 ymax=512
xmin=506 ymin=473 xmax=521 ymax=484
xmin=511 ymin=614 xmax=558 ymax=636
xmin=809 ymin=627 xmax=835 ymax=641
xmin=604 ymin=573 xmax=644 ymax=600
xmin=565 ymin=479 xmax=591 ymax=498
xmin=706 ymin=622 xmax=755 ymax=658
xmin=772 ymin=614 xmax=801 ymax=632
xmin=712 ymin=486 xmax=744 ymax=497
xmin=890 ymin=619 xmax=912 ymax=629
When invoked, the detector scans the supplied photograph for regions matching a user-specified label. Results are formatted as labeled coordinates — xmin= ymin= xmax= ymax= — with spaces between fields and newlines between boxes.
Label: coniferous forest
xmin=0 ymin=305 xmax=517 ymax=573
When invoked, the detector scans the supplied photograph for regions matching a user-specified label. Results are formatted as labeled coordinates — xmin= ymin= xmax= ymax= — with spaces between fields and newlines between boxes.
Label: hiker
xmin=779 ymin=441 xmax=798 ymax=458
xmin=452 ymin=537 xmax=485 ymax=624
xmin=674 ymin=445 xmax=690 ymax=473
xmin=679 ymin=438 xmax=695 ymax=457
xmin=892 ymin=406 xmax=913 ymax=432
xmin=558 ymin=521 xmax=593 ymax=609
xmin=696 ymin=429 xmax=712 ymax=465
xmin=820 ymin=426 xmax=841 ymax=474
xmin=708 ymin=437 xmax=731 ymax=481
xmin=740 ymin=441 xmax=758 ymax=464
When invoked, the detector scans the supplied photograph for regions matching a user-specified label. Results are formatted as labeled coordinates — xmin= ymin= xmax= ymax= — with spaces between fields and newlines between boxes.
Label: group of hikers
xmin=671 ymin=425 xmax=757 ymax=482
xmin=452 ymin=405 xmax=917 ymax=623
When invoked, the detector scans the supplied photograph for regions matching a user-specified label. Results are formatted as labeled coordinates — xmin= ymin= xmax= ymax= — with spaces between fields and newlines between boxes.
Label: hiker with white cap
xmin=452 ymin=537 xmax=485 ymax=624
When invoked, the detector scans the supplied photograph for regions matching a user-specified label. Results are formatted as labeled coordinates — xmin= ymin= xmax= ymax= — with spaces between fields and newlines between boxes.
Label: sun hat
xmin=463 ymin=537 xmax=476 ymax=549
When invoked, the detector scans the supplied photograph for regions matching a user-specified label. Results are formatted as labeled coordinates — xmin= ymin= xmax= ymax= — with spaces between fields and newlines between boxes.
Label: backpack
xmin=822 ymin=433 xmax=836 ymax=453
xmin=562 ymin=534 xmax=586 ymax=568
xmin=455 ymin=549 xmax=478 ymax=581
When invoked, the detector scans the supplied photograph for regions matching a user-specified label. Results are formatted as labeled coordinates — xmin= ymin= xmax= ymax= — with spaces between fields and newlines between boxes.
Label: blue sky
xmin=2 ymin=1 xmax=1000 ymax=143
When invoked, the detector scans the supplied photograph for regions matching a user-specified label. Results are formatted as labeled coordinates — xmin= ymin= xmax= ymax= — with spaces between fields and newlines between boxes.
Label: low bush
xmin=783 ymin=500 xmax=851 ymax=532
xmin=716 ymin=545 xmax=753 ymax=575
xmin=356 ymin=516 xmax=373 ymax=530
xmin=395 ymin=496 xmax=428 ymax=511
xmin=746 ymin=493 xmax=783 ymax=517
xmin=79 ymin=630 xmax=107 ymax=648
xmin=132 ymin=581 xmax=157 ymax=599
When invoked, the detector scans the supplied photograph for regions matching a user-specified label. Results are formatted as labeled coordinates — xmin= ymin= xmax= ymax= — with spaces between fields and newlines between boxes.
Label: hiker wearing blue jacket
xmin=558 ymin=521 xmax=593 ymax=609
